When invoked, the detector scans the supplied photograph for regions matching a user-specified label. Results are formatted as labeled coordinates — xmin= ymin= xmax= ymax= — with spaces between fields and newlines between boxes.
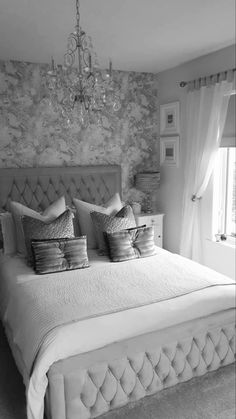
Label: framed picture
xmin=160 ymin=101 xmax=180 ymax=135
xmin=160 ymin=136 xmax=179 ymax=167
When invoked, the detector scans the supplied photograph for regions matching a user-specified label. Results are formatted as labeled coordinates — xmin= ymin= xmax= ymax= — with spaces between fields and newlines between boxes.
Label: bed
xmin=0 ymin=165 xmax=235 ymax=419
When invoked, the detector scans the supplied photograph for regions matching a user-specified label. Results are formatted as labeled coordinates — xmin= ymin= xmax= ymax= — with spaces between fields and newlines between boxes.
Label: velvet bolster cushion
xmin=106 ymin=225 xmax=157 ymax=262
xmin=31 ymin=236 xmax=89 ymax=274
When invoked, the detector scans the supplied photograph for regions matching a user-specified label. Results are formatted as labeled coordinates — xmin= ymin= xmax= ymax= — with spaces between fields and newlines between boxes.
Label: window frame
xmin=212 ymin=146 xmax=236 ymax=243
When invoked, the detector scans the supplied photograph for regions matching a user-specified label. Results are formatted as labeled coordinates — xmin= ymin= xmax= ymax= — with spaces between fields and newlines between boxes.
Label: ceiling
xmin=0 ymin=0 xmax=235 ymax=73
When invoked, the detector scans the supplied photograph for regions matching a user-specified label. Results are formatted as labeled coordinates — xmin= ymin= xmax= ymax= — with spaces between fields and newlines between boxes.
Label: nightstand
xmin=135 ymin=212 xmax=164 ymax=248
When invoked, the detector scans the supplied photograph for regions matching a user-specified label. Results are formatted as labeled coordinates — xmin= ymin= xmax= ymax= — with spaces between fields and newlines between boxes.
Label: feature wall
xmin=0 ymin=60 xmax=159 ymax=202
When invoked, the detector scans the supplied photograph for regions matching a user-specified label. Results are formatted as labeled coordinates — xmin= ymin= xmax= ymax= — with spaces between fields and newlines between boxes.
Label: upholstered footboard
xmin=46 ymin=310 xmax=235 ymax=419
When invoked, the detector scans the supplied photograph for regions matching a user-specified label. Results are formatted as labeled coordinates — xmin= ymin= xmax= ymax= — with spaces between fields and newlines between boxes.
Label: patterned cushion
xmin=73 ymin=193 xmax=122 ymax=249
xmin=106 ymin=225 xmax=157 ymax=262
xmin=31 ymin=237 xmax=89 ymax=274
xmin=22 ymin=209 xmax=74 ymax=262
xmin=10 ymin=196 xmax=66 ymax=256
xmin=90 ymin=205 xmax=136 ymax=255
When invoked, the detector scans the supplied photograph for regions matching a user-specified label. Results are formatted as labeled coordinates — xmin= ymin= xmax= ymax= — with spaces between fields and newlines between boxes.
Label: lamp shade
xmin=135 ymin=172 xmax=160 ymax=192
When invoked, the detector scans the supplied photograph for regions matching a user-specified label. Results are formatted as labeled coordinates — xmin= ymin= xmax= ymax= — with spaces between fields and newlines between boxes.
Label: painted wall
xmin=157 ymin=44 xmax=235 ymax=256
xmin=0 ymin=60 xmax=159 ymax=203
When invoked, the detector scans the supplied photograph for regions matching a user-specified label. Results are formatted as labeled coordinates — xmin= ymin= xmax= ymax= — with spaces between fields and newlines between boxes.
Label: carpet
xmin=0 ymin=321 xmax=235 ymax=419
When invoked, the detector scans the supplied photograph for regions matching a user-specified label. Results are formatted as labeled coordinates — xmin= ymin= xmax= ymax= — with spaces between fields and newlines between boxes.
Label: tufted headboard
xmin=0 ymin=165 xmax=121 ymax=211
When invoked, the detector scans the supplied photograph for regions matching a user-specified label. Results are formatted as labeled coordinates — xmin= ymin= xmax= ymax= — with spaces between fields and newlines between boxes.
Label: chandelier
xmin=46 ymin=0 xmax=120 ymax=126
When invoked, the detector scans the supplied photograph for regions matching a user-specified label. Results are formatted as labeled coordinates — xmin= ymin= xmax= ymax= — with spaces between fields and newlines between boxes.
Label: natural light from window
xmin=213 ymin=147 xmax=236 ymax=243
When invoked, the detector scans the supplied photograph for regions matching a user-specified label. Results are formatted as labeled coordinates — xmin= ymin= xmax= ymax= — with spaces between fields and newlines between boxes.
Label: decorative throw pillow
xmin=90 ymin=205 xmax=136 ymax=255
xmin=22 ymin=209 xmax=74 ymax=262
xmin=0 ymin=212 xmax=17 ymax=255
xmin=73 ymin=193 xmax=122 ymax=249
xmin=31 ymin=236 xmax=89 ymax=274
xmin=106 ymin=225 xmax=157 ymax=262
xmin=10 ymin=196 xmax=66 ymax=256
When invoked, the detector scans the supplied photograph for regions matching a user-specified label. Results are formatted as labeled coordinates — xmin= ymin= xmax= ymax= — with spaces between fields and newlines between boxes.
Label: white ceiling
xmin=0 ymin=0 xmax=235 ymax=73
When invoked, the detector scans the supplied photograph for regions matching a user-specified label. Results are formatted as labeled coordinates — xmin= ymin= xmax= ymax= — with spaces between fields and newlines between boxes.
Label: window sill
xmin=204 ymin=239 xmax=235 ymax=280
xmin=207 ymin=238 xmax=236 ymax=249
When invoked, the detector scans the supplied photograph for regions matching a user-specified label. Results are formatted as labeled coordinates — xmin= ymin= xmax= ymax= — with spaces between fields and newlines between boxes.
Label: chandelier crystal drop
xmin=46 ymin=0 xmax=121 ymax=126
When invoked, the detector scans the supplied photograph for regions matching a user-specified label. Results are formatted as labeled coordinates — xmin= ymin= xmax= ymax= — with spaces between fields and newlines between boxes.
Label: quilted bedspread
xmin=4 ymin=248 xmax=234 ymax=375
xmin=0 ymin=248 xmax=235 ymax=419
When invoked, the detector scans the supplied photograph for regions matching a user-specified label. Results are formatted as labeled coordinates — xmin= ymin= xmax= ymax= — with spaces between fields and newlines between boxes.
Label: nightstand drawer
xmin=140 ymin=216 xmax=161 ymax=227
xmin=153 ymin=225 xmax=162 ymax=244
xmin=153 ymin=224 xmax=161 ymax=236
xmin=136 ymin=215 xmax=162 ymax=227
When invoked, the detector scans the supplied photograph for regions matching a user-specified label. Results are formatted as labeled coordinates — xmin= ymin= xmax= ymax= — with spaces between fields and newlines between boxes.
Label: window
xmin=213 ymin=147 xmax=236 ymax=242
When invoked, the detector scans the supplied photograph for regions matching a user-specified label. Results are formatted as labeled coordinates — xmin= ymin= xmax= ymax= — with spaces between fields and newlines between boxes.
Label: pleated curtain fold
xmin=180 ymin=75 xmax=235 ymax=262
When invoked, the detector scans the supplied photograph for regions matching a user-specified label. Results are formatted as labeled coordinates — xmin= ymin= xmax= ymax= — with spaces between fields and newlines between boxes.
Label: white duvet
xmin=0 ymin=248 xmax=235 ymax=419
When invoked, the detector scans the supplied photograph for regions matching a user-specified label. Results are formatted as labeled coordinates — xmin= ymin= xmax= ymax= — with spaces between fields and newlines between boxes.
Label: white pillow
xmin=10 ymin=196 xmax=66 ymax=256
xmin=0 ymin=212 xmax=17 ymax=255
xmin=73 ymin=193 xmax=122 ymax=249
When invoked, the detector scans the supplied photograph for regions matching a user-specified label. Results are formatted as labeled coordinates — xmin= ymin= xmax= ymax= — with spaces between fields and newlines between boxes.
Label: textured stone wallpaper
xmin=0 ymin=60 xmax=159 ymax=202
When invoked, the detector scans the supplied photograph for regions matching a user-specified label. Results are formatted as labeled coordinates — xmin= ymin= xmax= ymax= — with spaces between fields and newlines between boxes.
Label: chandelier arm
xmin=66 ymin=49 xmax=76 ymax=57
xmin=77 ymin=46 xmax=82 ymax=81
xmin=83 ymin=47 xmax=92 ymax=70
xmin=67 ymin=34 xmax=78 ymax=54
xmin=87 ymin=72 xmax=95 ymax=88
xmin=64 ymin=52 xmax=75 ymax=67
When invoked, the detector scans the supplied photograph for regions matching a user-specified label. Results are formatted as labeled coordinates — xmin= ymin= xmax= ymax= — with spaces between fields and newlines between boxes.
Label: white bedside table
xmin=135 ymin=212 xmax=164 ymax=248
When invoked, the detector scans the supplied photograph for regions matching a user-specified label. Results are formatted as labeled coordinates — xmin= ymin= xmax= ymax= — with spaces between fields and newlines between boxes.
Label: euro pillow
xmin=31 ymin=236 xmax=89 ymax=274
xmin=73 ymin=193 xmax=122 ymax=249
xmin=90 ymin=205 xmax=136 ymax=255
xmin=22 ymin=209 xmax=74 ymax=262
xmin=106 ymin=225 xmax=157 ymax=262
xmin=0 ymin=212 xmax=17 ymax=255
xmin=10 ymin=196 xmax=66 ymax=256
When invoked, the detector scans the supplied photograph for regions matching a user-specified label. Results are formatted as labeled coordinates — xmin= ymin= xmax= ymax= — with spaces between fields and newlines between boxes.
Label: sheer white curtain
xmin=180 ymin=78 xmax=234 ymax=262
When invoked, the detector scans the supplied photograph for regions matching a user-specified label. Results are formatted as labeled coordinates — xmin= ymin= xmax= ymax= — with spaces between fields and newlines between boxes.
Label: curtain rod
xmin=179 ymin=68 xmax=236 ymax=88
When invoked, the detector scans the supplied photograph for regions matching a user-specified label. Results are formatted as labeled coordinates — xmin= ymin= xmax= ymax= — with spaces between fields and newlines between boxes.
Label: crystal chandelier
xmin=46 ymin=0 xmax=120 ymax=126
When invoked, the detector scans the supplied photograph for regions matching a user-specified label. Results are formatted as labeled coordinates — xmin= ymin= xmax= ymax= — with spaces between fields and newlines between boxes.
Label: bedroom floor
xmin=0 ymin=322 xmax=235 ymax=419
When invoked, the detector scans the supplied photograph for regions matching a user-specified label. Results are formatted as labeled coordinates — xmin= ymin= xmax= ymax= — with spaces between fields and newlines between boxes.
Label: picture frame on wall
xmin=160 ymin=101 xmax=180 ymax=135
xmin=160 ymin=136 xmax=179 ymax=167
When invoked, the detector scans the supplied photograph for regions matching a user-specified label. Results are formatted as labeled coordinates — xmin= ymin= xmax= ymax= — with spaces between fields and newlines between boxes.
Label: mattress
xmin=0 ymin=248 xmax=235 ymax=419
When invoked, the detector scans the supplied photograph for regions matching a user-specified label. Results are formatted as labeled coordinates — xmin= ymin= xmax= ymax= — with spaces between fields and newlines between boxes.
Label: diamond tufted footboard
xmin=46 ymin=310 xmax=235 ymax=419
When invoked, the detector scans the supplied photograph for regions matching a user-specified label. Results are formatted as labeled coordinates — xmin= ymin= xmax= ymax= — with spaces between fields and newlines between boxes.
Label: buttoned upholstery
xmin=0 ymin=166 xmax=121 ymax=211
xmin=47 ymin=322 xmax=235 ymax=419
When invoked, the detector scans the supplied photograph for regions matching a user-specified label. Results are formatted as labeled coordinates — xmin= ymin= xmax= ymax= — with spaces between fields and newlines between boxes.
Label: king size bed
xmin=0 ymin=165 xmax=235 ymax=419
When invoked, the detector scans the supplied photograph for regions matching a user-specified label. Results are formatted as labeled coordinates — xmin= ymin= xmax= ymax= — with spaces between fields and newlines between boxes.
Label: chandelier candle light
xmin=135 ymin=172 xmax=160 ymax=213
xmin=46 ymin=0 xmax=120 ymax=126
